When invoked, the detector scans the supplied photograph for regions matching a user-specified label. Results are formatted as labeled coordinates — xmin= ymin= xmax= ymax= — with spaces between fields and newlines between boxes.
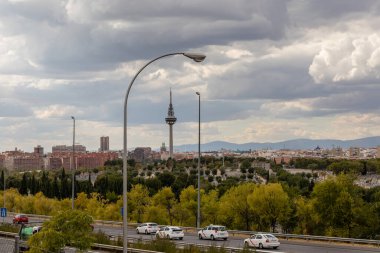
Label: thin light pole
xmin=123 ymin=52 xmax=205 ymax=253
xmin=2 ymin=169 xmax=5 ymax=223
xmin=71 ymin=116 xmax=75 ymax=210
xmin=196 ymin=91 xmax=201 ymax=229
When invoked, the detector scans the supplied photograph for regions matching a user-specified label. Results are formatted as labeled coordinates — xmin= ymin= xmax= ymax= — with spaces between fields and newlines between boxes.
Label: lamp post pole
xmin=2 ymin=169 xmax=5 ymax=223
xmin=71 ymin=116 xmax=76 ymax=210
xmin=123 ymin=52 xmax=205 ymax=253
xmin=196 ymin=91 xmax=201 ymax=229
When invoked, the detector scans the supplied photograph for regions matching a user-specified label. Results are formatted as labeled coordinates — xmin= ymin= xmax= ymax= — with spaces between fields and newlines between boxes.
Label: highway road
xmin=2 ymin=214 xmax=380 ymax=253
xmin=94 ymin=225 xmax=380 ymax=253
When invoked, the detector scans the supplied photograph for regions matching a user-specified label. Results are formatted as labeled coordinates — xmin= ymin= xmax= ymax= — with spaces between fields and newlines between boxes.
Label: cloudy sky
xmin=1 ymin=0 xmax=380 ymax=152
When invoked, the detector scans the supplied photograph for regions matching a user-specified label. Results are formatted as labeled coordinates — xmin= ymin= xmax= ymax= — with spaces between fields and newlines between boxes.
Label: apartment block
xmin=100 ymin=136 xmax=109 ymax=152
xmin=131 ymin=147 xmax=152 ymax=163
xmin=52 ymin=144 xmax=86 ymax=153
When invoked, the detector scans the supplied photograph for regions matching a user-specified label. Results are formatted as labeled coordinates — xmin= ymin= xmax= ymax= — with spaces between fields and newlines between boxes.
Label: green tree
xmin=40 ymin=171 xmax=51 ymax=197
xmin=60 ymin=169 xmax=69 ymax=199
xmin=28 ymin=209 xmax=94 ymax=252
xmin=128 ymin=184 xmax=150 ymax=223
xmin=201 ymin=190 xmax=219 ymax=225
xmin=179 ymin=186 xmax=198 ymax=226
xmin=240 ymin=160 xmax=251 ymax=171
xmin=310 ymin=174 xmax=363 ymax=236
xmin=19 ymin=173 xmax=28 ymax=195
xmin=295 ymin=197 xmax=316 ymax=235
xmin=327 ymin=160 xmax=363 ymax=175
xmin=52 ymin=176 xmax=60 ymax=199
xmin=248 ymin=183 xmax=290 ymax=232
xmin=86 ymin=172 xmax=93 ymax=197
xmin=30 ymin=174 xmax=37 ymax=195
xmin=0 ymin=170 xmax=4 ymax=190
xmin=153 ymin=187 xmax=177 ymax=225
xmin=218 ymin=183 xmax=256 ymax=230
xmin=157 ymin=171 xmax=175 ymax=188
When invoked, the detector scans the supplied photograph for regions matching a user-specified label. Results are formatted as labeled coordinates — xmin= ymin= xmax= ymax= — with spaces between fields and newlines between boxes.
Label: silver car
xmin=136 ymin=222 xmax=159 ymax=234
xmin=244 ymin=233 xmax=280 ymax=249
xmin=156 ymin=226 xmax=184 ymax=240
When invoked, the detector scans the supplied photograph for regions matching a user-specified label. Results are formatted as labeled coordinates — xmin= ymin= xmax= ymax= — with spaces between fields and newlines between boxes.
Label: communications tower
xmin=165 ymin=89 xmax=177 ymax=158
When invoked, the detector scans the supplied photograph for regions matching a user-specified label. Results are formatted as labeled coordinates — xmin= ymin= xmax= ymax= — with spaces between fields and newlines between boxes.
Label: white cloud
xmin=309 ymin=33 xmax=380 ymax=83
xmin=223 ymin=49 xmax=253 ymax=59
xmin=33 ymin=105 xmax=79 ymax=119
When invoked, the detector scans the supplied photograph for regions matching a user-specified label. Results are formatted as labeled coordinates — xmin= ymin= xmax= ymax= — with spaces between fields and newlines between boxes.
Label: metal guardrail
xmin=226 ymin=230 xmax=380 ymax=246
xmin=7 ymin=212 xmax=380 ymax=247
xmin=92 ymin=243 xmax=162 ymax=253
xmin=97 ymin=237 xmax=281 ymax=253
xmin=0 ymin=231 xmax=163 ymax=253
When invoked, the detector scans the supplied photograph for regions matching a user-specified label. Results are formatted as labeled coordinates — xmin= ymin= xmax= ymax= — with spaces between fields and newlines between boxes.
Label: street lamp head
xmin=183 ymin=53 xmax=206 ymax=63
xmin=196 ymin=92 xmax=200 ymax=96
xmin=71 ymin=116 xmax=75 ymax=120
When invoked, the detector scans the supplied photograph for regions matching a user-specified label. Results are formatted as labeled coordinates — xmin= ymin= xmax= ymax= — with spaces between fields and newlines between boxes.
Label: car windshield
xmin=172 ymin=228 xmax=182 ymax=232
xmin=265 ymin=234 xmax=276 ymax=239
xmin=148 ymin=223 xmax=157 ymax=226
xmin=213 ymin=226 xmax=225 ymax=231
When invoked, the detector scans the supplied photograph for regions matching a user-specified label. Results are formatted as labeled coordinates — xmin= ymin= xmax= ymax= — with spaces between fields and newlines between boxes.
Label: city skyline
xmin=1 ymin=1 xmax=380 ymax=152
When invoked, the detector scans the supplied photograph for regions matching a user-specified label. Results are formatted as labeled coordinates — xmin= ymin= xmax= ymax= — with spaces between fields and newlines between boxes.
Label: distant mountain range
xmin=174 ymin=136 xmax=380 ymax=152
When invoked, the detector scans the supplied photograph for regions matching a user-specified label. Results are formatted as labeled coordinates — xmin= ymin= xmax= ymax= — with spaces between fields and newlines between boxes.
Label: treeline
xmin=2 ymin=174 xmax=380 ymax=239
xmin=0 ymin=169 xmax=93 ymax=199
xmin=2 ymin=157 xmax=380 ymax=205
xmin=290 ymin=158 xmax=380 ymax=174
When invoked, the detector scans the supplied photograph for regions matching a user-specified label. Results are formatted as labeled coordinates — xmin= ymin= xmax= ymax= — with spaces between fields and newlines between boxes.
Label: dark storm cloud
xmin=289 ymin=0 xmax=380 ymax=26
xmin=1 ymin=0 xmax=380 ymax=150
xmin=0 ymin=0 xmax=289 ymax=75
xmin=207 ymin=53 xmax=329 ymax=101
xmin=311 ymin=87 xmax=380 ymax=114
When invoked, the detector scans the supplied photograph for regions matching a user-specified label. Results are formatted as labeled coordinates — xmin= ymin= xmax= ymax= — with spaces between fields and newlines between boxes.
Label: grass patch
xmin=0 ymin=223 xmax=19 ymax=233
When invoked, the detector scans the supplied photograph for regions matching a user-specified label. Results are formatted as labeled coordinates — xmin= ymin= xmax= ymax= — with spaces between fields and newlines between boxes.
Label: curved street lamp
xmin=123 ymin=52 xmax=206 ymax=252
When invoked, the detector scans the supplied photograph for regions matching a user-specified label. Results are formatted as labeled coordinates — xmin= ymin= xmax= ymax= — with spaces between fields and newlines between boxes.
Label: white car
xmin=198 ymin=225 xmax=228 ymax=241
xmin=244 ymin=233 xmax=280 ymax=249
xmin=136 ymin=222 xmax=159 ymax=234
xmin=155 ymin=226 xmax=184 ymax=240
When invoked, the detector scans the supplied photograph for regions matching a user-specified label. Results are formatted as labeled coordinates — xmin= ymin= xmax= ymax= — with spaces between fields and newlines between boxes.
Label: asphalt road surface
xmin=94 ymin=225 xmax=380 ymax=253
xmin=3 ymin=214 xmax=380 ymax=253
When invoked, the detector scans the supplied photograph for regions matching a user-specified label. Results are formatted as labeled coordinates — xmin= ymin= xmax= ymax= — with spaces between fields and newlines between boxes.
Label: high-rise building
xmin=131 ymin=147 xmax=152 ymax=163
xmin=34 ymin=145 xmax=44 ymax=157
xmin=100 ymin=136 xmax=109 ymax=152
xmin=160 ymin=142 xmax=167 ymax=153
xmin=165 ymin=89 xmax=177 ymax=158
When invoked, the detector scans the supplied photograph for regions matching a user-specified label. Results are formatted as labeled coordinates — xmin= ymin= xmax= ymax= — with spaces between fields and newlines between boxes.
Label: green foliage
xmin=307 ymin=174 xmax=373 ymax=237
xmin=153 ymin=187 xmax=176 ymax=225
xmin=240 ymin=160 xmax=251 ymax=171
xmin=293 ymin=158 xmax=332 ymax=170
xmin=276 ymin=169 xmax=313 ymax=197
xmin=0 ymin=223 xmax=18 ymax=233
xmin=28 ymin=209 xmax=94 ymax=252
xmin=92 ymin=230 xmax=115 ymax=245
xmin=218 ymin=183 xmax=256 ymax=230
xmin=2 ymin=157 xmax=380 ymax=240
xmin=327 ymin=160 xmax=364 ymax=175
xmin=248 ymin=183 xmax=291 ymax=232
xmin=129 ymin=184 xmax=150 ymax=223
